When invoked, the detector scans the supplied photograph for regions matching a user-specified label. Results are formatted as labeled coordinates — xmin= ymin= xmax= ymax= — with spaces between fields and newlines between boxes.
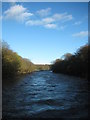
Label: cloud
xmin=4 ymin=4 xmax=33 ymax=22
xmin=74 ymin=21 xmax=82 ymax=25
xmin=26 ymin=20 xmax=43 ymax=26
xmin=72 ymin=31 xmax=88 ymax=37
xmin=42 ymin=13 xmax=73 ymax=23
xmin=53 ymin=13 xmax=73 ymax=21
xmin=36 ymin=8 xmax=51 ymax=17
xmin=44 ymin=24 xmax=57 ymax=29
xmin=3 ymin=4 xmax=73 ymax=30
xmin=26 ymin=12 xmax=73 ymax=29
xmin=26 ymin=19 xmax=57 ymax=29
xmin=42 ymin=17 xmax=54 ymax=23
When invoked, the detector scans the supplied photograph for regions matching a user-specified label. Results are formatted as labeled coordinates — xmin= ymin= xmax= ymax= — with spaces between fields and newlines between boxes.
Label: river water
xmin=3 ymin=71 xmax=88 ymax=119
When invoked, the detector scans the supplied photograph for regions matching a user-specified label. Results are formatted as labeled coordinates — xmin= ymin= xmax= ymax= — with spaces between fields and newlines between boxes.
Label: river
xmin=3 ymin=71 xmax=88 ymax=119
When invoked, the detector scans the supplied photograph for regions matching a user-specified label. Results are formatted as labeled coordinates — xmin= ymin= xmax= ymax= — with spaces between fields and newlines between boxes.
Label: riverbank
xmin=2 ymin=42 xmax=35 ymax=79
xmin=2 ymin=42 xmax=50 ymax=79
xmin=51 ymin=45 xmax=89 ymax=79
xmin=52 ymin=71 xmax=88 ymax=80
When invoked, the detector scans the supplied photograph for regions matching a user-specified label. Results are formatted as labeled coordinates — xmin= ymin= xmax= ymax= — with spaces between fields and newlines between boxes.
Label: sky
xmin=2 ymin=2 xmax=88 ymax=64
xmin=1 ymin=0 xmax=89 ymax=2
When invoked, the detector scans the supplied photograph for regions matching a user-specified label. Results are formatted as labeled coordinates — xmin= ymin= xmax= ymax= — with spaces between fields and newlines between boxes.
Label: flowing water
xmin=3 ymin=71 xmax=88 ymax=119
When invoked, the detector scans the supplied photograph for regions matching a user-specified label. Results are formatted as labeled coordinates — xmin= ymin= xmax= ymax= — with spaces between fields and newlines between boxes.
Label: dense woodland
xmin=2 ymin=41 xmax=50 ymax=79
xmin=51 ymin=44 xmax=89 ymax=79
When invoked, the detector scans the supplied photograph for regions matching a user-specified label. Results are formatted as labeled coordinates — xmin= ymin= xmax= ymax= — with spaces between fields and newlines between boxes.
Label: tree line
xmin=2 ymin=41 xmax=50 ymax=79
xmin=2 ymin=41 xmax=89 ymax=79
xmin=51 ymin=44 xmax=89 ymax=79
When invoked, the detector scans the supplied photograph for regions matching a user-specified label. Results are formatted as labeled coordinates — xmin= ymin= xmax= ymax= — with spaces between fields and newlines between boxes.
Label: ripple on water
xmin=3 ymin=71 xmax=88 ymax=118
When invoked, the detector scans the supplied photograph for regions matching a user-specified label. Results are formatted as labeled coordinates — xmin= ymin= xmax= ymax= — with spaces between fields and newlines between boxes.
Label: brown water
xmin=3 ymin=71 xmax=88 ymax=119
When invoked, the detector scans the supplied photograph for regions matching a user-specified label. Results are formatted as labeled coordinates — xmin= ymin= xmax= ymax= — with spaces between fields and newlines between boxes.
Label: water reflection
xmin=3 ymin=71 xmax=88 ymax=118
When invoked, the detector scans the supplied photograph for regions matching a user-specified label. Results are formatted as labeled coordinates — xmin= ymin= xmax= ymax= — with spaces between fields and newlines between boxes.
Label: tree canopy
xmin=51 ymin=44 xmax=89 ymax=79
xmin=2 ymin=41 xmax=50 ymax=79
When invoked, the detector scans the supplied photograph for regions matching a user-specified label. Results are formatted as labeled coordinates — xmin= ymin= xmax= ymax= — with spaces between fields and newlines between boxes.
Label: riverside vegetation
xmin=51 ymin=44 xmax=89 ymax=79
xmin=2 ymin=41 xmax=50 ymax=79
xmin=2 ymin=41 xmax=89 ymax=79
